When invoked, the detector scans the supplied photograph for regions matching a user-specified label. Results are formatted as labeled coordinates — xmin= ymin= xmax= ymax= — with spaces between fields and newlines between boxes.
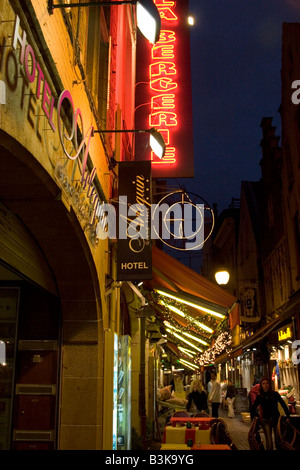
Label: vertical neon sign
xmin=150 ymin=2 xmax=178 ymax=167
xmin=135 ymin=0 xmax=194 ymax=178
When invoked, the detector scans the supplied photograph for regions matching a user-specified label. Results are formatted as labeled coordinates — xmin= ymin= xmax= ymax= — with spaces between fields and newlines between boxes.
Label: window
xmin=293 ymin=212 xmax=300 ymax=279
xmin=86 ymin=6 xmax=111 ymax=129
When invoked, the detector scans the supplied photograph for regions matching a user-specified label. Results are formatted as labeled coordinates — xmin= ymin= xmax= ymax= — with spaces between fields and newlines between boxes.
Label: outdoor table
xmin=169 ymin=417 xmax=213 ymax=429
xmin=162 ymin=425 xmax=211 ymax=444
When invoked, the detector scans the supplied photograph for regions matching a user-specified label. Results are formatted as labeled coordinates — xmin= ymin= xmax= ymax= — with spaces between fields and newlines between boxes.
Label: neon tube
xmin=156 ymin=289 xmax=225 ymax=319
xmin=165 ymin=328 xmax=203 ymax=352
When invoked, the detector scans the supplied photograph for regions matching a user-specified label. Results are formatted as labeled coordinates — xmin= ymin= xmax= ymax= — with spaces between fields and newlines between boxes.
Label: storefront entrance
xmin=0 ymin=271 xmax=60 ymax=450
xmin=0 ymin=133 xmax=105 ymax=449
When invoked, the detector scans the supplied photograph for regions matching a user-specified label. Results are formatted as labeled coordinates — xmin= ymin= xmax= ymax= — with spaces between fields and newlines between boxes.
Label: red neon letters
xmin=149 ymin=1 xmax=179 ymax=165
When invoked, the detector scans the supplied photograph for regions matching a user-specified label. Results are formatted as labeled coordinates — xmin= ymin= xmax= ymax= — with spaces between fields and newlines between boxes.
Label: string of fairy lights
xmin=152 ymin=290 xmax=232 ymax=368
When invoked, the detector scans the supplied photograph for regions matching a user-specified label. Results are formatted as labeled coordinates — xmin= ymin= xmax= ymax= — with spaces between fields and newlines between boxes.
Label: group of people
xmin=185 ymin=373 xmax=291 ymax=450
xmin=186 ymin=372 xmax=232 ymax=418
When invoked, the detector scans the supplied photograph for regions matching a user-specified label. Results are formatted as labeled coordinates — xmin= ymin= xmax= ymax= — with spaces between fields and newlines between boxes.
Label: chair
xmin=248 ymin=417 xmax=264 ymax=450
xmin=210 ymin=419 xmax=238 ymax=450
xmin=210 ymin=422 xmax=219 ymax=444
xmin=277 ymin=416 xmax=300 ymax=450
xmin=193 ymin=411 xmax=210 ymax=417
xmin=217 ymin=422 xmax=238 ymax=450
xmin=171 ymin=411 xmax=190 ymax=417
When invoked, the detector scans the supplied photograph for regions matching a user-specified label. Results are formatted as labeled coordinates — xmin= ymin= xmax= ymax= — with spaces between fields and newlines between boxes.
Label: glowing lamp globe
xmin=215 ymin=270 xmax=230 ymax=285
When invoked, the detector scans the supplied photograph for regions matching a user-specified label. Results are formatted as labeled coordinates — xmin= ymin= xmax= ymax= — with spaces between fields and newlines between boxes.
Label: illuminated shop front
xmin=269 ymin=325 xmax=300 ymax=405
xmin=0 ymin=0 xmax=126 ymax=449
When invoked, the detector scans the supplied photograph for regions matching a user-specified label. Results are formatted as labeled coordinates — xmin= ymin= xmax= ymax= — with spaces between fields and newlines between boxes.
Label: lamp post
xmin=214 ymin=269 xmax=230 ymax=286
xmin=47 ymin=0 xmax=161 ymax=44
xmin=92 ymin=127 xmax=166 ymax=159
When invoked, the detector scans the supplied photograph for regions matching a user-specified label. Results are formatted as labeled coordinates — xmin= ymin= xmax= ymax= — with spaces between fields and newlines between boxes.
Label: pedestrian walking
xmin=208 ymin=372 xmax=221 ymax=418
xmin=250 ymin=376 xmax=290 ymax=450
xmin=186 ymin=378 xmax=209 ymax=415
xmin=225 ymin=380 xmax=236 ymax=418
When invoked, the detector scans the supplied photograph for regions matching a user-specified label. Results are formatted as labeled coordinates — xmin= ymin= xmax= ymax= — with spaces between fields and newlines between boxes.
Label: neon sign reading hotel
xmin=149 ymin=1 xmax=178 ymax=166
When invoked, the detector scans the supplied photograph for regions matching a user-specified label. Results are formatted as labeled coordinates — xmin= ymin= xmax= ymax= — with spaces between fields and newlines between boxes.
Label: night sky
xmin=177 ymin=0 xmax=300 ymax=213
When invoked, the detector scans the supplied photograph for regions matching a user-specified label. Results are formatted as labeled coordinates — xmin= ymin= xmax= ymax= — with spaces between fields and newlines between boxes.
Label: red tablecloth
xmin=162 ymin=426 xmax=211 ymax=444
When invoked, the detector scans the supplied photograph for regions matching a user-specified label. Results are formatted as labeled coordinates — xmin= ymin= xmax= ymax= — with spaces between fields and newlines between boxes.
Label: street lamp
xmin=215 ymin=269 xmax=230 ymax=286
xmin=47 ymin=0 xmax=161 ymax=44
xmin=92 ymin=127 xmax=166 ymax=159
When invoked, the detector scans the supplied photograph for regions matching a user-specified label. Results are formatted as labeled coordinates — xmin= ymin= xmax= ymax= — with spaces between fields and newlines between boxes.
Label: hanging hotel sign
xmin=135 ymin=0 xmax=194 ymax=178
xmin=116 ymin=161 xmax=152 ymax=281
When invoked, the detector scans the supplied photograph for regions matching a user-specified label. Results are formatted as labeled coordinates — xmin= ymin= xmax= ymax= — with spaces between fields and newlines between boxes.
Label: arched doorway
xmin=0 ymin=132 xmax=104 ymax=449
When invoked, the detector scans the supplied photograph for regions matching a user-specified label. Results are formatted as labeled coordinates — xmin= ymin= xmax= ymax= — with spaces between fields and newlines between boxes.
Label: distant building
xmin=210 ymin=23 xmax=300 ymax=405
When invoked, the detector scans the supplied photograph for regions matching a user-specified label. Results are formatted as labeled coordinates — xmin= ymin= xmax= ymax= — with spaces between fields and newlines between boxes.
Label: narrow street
xmin=217 ymin=408 xmax=251 ymax=450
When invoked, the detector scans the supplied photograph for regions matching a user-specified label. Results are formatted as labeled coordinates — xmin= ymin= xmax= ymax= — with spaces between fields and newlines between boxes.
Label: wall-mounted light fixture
xmin=187 ymin=16 xmax=195 ymax=26
xmin=47 ymin=0 xmax=161 ymax=44
xmin=92 ymin=127 xmax=166 ymax=159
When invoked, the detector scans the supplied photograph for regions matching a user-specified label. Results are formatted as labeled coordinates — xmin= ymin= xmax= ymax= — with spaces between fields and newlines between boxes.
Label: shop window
xmin=120 ymin=289 xmax=131 ymax=336
xmin=293 ymin=212 xmax=300 ymax=279
xmin=85 ymin=6 xmax=110 ymax=129
xmin=12 ymin=283 xmax=60 ymax=451
xmin=0 ymin=280 xmax=61 ymax=450
xmin=0 ymin=341 xmax=5 ymax=365
xmin=0 ymin=287 xmax=19 ymax=450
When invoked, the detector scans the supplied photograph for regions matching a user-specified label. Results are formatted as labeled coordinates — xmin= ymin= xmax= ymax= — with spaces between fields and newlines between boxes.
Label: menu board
xmin=234 ymin=387 xmax=249 ymax=412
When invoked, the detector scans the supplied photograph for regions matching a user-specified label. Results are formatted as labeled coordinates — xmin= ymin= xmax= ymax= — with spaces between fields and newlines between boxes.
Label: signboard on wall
xmin=116 ymin=161 xmax=152 ymax=280
xmin=234 ymin=387 xmax=249 ymax=412
xmin=135 ymin=0 xmax=194 ymax=178
xmin=278 ymin=325 xmax=293 ymax=342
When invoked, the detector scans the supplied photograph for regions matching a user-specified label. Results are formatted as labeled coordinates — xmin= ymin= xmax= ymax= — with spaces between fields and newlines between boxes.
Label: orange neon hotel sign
xmin=135 ymin=0 xmax=194 ymax=178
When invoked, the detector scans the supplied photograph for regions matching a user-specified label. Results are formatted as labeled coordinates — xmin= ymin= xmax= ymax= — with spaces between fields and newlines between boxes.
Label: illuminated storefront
xmin=269 ymin=325 xmax=299 ymax=404
xmin=0 ymin=0 xmax=136 ymax=450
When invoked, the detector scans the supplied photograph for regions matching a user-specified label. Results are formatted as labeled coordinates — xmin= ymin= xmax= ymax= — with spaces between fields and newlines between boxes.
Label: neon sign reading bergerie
xmin=149 ymin=1 xmax=179 ymax=165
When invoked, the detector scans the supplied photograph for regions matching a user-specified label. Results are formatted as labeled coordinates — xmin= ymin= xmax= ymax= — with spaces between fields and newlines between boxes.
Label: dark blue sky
xmin=178 ymin=0 xmax=300 ymax=212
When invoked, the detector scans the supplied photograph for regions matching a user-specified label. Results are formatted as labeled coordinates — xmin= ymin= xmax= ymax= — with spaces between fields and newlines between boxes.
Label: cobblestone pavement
xmin=217 ymin=407 xmax=252 ymax=450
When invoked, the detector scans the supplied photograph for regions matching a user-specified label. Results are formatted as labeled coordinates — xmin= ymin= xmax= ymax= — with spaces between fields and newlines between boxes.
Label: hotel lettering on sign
xmin=116 ymin=161 xmax=152 ymax=281
xmin=135 ymin=0 xmax=194 ymax=178
xmin=1 ymin=14 xmax=106 ymax=238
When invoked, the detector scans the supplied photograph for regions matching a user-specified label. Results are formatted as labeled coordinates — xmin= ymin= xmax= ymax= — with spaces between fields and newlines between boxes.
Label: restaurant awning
xmin=240 ymin=301 xmax=297 ymax=350
xmin=214 ymin=293 xmax=299 ymax=363
xmin=139 ymin=247 xmax=240 ymax=371
xmin=145 ymin=246 xmax=239 ymax=330
xmin=214 ymin=347 xmax=243 ymax=365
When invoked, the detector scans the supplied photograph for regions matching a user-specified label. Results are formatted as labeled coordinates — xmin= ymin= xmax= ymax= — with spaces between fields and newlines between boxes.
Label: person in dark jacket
xmin=250 ymin=376 xmax=290 ymax=450
xmin=225 ymin=380 xmax=236 ymax=418
xmin=186 ymin=379 xmax=209 ymax=415
xmin=225 ymin=380 xmax=236 ymax=399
